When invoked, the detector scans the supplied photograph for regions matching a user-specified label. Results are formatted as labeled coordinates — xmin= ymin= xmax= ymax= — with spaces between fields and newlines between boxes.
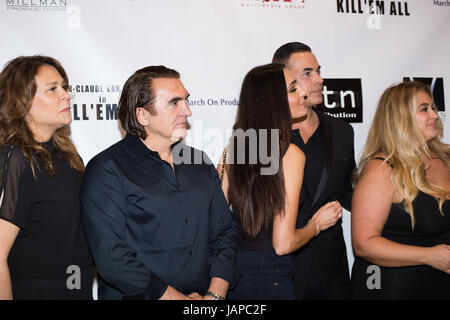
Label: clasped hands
xmin=186 ymin=292 xmax=211 ymax=300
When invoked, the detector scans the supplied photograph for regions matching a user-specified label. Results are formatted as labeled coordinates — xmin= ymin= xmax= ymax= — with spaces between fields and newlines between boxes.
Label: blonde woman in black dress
xmin=351 ymin=81 xmax=450 ymax=299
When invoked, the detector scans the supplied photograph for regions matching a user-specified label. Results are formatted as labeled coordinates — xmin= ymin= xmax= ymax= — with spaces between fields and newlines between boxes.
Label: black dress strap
xmin=372 ymin=156 xmax=393 ymax=168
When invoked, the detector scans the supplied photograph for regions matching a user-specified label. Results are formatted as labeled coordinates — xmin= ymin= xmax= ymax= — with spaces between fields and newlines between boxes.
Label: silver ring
xmin=338 ymin=213 xmax=342 ymax=218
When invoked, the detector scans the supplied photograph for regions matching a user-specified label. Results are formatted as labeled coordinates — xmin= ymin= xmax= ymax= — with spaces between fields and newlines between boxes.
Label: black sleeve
xmin=204 ymin=155 xmax=239 ymax=288
xmin=0 ymin=146 xmax=33 ymax=232
xmin=337 ymin=124 xmax=356 ymax=212
xmin=80 ymin=156 xmax=168 ymax=299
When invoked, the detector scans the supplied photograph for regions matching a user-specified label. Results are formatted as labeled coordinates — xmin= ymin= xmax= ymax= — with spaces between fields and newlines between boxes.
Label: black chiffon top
xmin=0 ymin=143 xmax=93 ymax=280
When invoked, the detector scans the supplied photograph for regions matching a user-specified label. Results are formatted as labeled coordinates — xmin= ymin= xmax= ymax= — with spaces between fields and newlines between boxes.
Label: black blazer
xmin=293 ymin=110 xmax=356 ymax=299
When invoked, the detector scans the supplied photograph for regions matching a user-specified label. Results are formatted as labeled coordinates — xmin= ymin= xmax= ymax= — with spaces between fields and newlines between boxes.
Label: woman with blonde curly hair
xmin=0 ymin=55 xmax=93 ymax=299
xmin=351 ymin=81 xmax=450 ymax=299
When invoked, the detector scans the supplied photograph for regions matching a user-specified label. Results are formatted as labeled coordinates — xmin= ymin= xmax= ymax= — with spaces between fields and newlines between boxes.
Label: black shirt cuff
xmin=122 ymin=274 xmax=168 ymax=300
xmin=210 ymin=260 xmax=240 ymax=289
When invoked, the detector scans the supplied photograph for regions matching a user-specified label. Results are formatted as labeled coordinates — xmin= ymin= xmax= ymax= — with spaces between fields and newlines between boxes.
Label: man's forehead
xmin=287 ymin=52 xmax=319 ymax=71
xmin=152 ymin=77 xmax=188 ymax=97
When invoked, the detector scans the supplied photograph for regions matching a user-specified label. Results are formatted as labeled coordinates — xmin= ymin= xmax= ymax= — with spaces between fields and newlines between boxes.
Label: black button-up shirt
xmin=291 ymin=122 xmax=326 ymax=289
xmin=80 ymin=134 xmax=238 ymax=299
xmin=291 ymin=122 xmax=325 ymax=221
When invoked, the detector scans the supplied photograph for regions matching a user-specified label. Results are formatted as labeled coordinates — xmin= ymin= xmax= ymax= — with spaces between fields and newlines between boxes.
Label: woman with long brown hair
xmin=351 ymin=81 xmax=450 ymax=299
xmin=0 ymin=55 xmax=93 ymax=299
xmin=218 ymin=63 xmax=342 ymax=299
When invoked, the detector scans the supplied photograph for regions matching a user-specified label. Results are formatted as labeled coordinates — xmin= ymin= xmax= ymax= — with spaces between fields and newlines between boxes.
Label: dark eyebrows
xmin=302 ymin=65 xmax=321 ymax=73
xmin=169 ymin=93 xmax=190 ymax=104
xmin=288 ymin=80 xmax=297 ymax=90
xmin=169 ymin=97 xmax=183 ymax=104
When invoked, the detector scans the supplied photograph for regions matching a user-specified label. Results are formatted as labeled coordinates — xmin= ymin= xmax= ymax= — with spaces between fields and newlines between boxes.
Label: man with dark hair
xmin=80 ymin=65 xmax=238 ymax=300
xmin=273 ymin=42 xmax=355 ymax=299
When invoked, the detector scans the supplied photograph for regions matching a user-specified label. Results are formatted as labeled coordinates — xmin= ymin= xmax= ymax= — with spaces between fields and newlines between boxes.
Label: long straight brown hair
xmin=227 ymin=64 xmax=292 ymax=240
xmin=0 ymin=55 xmax=84 ymax=175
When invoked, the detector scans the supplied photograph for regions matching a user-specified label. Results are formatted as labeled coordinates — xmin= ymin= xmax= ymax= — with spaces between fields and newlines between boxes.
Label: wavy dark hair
xmin=227 ymin=63 xmax=292 ymax=240
xmin=0 ymin=55 xmax=84 ymax=176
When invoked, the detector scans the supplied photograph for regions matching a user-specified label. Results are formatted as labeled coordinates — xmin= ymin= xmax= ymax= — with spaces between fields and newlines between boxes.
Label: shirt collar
xmin=124 ymin=134 xmax=184 ymax=160
xmin=124 ymin=134 xmax=158 ymax=159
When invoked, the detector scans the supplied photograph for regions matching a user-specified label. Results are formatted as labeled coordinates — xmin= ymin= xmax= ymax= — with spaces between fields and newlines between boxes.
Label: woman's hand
xmin=425 ymin=244 xmax=450 ymax=274
xmin=310 ymin=201 xmax=342 ymax=234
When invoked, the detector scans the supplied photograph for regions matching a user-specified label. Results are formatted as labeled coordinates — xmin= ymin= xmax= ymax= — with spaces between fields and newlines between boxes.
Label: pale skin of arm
xmin=218 ymin=143 xmax=343 ymax=257
xmin=351 ymin=159 xmax=450 ymax=273
xmin=0 ymin=219 xmax=20 ymax=300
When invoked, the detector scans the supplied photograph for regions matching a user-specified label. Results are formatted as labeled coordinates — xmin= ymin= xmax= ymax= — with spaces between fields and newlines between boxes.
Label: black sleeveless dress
xmin=351 ymin=191 xmax=450 ymax=299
